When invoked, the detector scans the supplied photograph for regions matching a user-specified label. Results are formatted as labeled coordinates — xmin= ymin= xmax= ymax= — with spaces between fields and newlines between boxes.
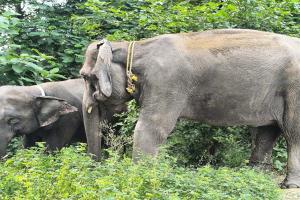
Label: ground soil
xmin=282 ymin=189 xmax=300 ymax=200
xmin=277 ymin=175 xmax=300 ymax=200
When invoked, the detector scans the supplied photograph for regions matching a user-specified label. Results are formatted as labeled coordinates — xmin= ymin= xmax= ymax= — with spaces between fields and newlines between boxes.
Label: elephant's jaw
xmin=92 ymin=91 xmax=108 ymax=102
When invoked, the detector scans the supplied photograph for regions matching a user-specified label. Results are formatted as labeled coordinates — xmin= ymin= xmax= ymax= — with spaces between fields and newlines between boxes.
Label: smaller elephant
xmin=0 ymin=78 xmax=85 ymax=158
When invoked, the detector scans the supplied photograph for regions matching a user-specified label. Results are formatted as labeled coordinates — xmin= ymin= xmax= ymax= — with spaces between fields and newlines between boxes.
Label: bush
xmin=0 ymin=3 xmax=90 ymax=86
xmin=74 ymin=0 xmax=300 ymax=41
xmin=168 ymin=121 xmax=251 ymax=168
xmin=273 ymin=136 xmax=288 ymax=172
xmin=0 ymin=145 xmax=281 ymax=200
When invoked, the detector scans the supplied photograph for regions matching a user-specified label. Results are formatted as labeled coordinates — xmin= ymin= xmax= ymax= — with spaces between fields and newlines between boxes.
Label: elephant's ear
xmin=34 ymin=96 xmax=78 ymax=127
xmin=96 ymin=39 xmax=113 ymax=98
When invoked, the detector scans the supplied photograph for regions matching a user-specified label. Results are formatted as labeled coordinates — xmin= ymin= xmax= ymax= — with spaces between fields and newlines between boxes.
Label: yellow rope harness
xmin=126 ymin=41 xmax=138 ymax=94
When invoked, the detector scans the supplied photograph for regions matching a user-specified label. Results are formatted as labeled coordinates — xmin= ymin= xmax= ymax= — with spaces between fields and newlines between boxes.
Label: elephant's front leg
xmin=23 ymin=134 xmax=41 ymax=148
xmin=132 ymin=110 xmax=180 ymax=161
xmin=44 ymin=114 xmax=81 ymax=151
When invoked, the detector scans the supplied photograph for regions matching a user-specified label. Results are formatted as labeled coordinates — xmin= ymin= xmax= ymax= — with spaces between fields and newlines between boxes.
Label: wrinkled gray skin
xmin=0 ymin=79 xmax=85 ymax=158
xmin=80 ymin=29 xmax=300 ymax=188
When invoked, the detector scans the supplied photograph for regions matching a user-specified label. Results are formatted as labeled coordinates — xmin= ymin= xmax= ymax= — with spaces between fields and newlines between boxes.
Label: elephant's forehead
xmin=0 ymin=86 xmax=31 ymax=117
xmin=0 ymin=105 xmax=18 ymax=116
xmin=0 ymin=107 xmax=4 ymax=116
xmin=86 ymin=42 xmax=98 ymax=55
xmin=0 ymin=106 xmax=11 ymax=119
xmin=0 ymin=97 xmax=11 ymax=108
xmin=0 ymin=96 xmax=29 ymax=117
xmin=0 ymin=96 xmax=23 ymax=106
xmin=0 ymin=87 xmax=30 ymax=103
xmin=0 ymin=106 xmax=19 ymax=125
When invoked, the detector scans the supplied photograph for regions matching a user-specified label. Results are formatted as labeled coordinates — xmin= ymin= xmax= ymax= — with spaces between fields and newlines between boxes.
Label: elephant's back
xmin=41 ymin=79 xmax=84 ymax=112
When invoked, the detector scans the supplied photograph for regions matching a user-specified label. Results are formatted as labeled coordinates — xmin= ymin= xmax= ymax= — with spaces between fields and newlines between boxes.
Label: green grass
xmin=0 ymin=144 xmax=281 ymax=200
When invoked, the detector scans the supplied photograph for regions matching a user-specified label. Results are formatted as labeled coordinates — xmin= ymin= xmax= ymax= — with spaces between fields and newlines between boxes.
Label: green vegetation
xmin=0 ymin=144 xmax=281 ymax=200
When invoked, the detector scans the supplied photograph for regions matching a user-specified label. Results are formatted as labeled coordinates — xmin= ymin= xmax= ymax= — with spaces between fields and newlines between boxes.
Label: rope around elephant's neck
xmin=126 ymin=41 xmax=138 ymax=94
xmin=36 ymin=85 xmax=46 ymax=96
xmin=126 ymin=41 xmax=135 ymax=75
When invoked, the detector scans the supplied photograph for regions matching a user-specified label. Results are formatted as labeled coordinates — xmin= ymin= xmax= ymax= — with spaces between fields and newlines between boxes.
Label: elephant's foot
xmin=280 ymin=175 xmax=300 ymax=189
xmin=248 ymin=161 xmax=273 ymax=171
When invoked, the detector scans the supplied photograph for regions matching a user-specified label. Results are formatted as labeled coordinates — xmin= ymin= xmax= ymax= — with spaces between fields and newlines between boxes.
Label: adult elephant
xmin=80 ymin=29 xmax=300 ymax=188
xmin=0 ymin=79 xmax=86 ymax=158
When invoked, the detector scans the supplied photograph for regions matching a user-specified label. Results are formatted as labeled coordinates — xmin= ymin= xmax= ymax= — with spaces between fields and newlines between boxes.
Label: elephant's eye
xmin=81 ymin=74 xmax=88 ymax=80
xmin=7 ymin=117 xmax=20 ymax=126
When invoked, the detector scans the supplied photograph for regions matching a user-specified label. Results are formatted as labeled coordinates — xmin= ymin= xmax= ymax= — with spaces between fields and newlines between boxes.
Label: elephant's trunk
xmin=83 ymin=89 xmax=102 ymax=160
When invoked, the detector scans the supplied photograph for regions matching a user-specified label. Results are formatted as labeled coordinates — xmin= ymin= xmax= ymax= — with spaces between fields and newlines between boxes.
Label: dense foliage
xmin=75 ymin=0 xmax=300 ymax=40
xmin=0 ymin=145 xmax=281 ymax=200
xmin=0 ymin=0 xmax=89 ymax=85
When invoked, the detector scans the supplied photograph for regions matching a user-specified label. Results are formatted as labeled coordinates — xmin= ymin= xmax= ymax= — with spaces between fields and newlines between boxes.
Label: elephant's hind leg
xmin=249 ymin=125 xmax=281 ymax=170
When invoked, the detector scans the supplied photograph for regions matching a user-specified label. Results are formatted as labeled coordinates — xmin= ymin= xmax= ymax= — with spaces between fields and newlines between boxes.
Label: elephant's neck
xmin=30 ymin=82 xmax=63 ymax=98
xmin=25 ymin=85 xmax=47 ymax=97
xmin=111 ymin=42 xmax=142 ymax=100
xmin=111 ymin=41 xmax=143 ymax=68
xmin=111 ymin=42 xmax=129 ymax=65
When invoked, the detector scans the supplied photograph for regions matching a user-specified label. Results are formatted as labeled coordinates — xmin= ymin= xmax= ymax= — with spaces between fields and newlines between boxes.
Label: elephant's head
xmin=80 ymin=39 xmax=129 ymax=159
xmin=0 ymin=86 xmax=77 ymax=158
